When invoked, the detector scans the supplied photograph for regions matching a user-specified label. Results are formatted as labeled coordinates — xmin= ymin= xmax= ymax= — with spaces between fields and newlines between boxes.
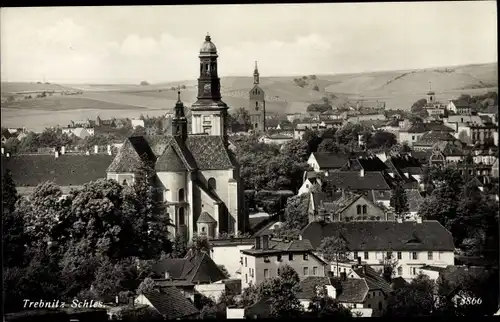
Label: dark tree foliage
xmin=390 ymin=183 xmax=409 ymax=218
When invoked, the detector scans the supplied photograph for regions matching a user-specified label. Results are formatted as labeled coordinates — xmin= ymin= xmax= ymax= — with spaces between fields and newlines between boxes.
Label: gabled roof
xmin=241 ymin=238 xmax=316 ymax=256
xmin=107 ymin=136 xmax=157 ymax=173
xmin=155 ymin=145 xmax=187 ymax=172
xmin=414 ymin=131 xmax=458 ymax=146
xmin=322 ymin=171 xmax=394 ymax=191
xmin=311 ymin=152 xmax=349 ymax=169
xmin=352 ymin=265 xmax=392 ymax=294
xmin=197 ymin=211 xmax=216 ymax=223
xmin=451 ymin=100 xmax=470 ymax=108
xmin=152 ymin=251 xmax=226 ymax=285
xmin=141 ymin=288 xmax=199 ymax=319
xmin=301 ymin=221 xmax=455 ymax=251
xmin=296 ymin=276 xmax=368 ymax=304
xmin=2 ymin=154 xmax=113 ymax=187
xmin=433 ymin=141 xmax=464 ymax=157
xmin=340 ymin=155 xmax=387 ymax=172
xmin=150 ymin=135 xmax=237 ymax=170
xmin=321 ymin=193 xmax=363 ymax=214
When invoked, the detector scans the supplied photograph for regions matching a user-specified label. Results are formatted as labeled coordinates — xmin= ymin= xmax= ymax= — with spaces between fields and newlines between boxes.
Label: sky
xmin=1 ymin=2 xmax=497 ymax=84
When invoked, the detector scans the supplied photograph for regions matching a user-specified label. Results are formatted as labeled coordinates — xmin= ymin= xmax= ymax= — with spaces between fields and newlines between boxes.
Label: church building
xmin=106 ymin=34 xmax=247 ymax=242
xmin=249 ymin=61 xmax=266 ymax=132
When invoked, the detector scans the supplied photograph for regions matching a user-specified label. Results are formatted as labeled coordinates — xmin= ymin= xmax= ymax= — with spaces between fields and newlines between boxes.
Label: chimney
xmin=360 ymin=169 xmax=365 ymax=177
xmin=61 ymin=146 xmax=66 ymax=155
xmin=262 ymin=235 xmax=269 ymax=250
xmin=107 ymin=144 xmax=112 ymax=155
xmin=340 ymin=272 xmax=347 ymax=281
xmin=94 ymin=145 xmax=99 ymax=154
xmin=357 ymin=257 xmax=361 ymax=266
xmin=255 ymin=237 xmax=261 ymax=250
xmin=1 ymin=147 xmax=4 ymax=154
xmin=55 ymin=151 xmax=59 ymax=158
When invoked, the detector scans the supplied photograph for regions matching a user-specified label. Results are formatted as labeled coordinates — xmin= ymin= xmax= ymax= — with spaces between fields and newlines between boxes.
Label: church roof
xmin=197 ymin=212 xmax=217 ymax=223
xmin=155 ymin=145 xmax=187 ymax=172
xmin=200 ymin=34 xmax=217 ymax=54
xmin=106 ymin=136 xmax=157 ymax=173
xmin=153 ymin=135 xmax=238 ymax=171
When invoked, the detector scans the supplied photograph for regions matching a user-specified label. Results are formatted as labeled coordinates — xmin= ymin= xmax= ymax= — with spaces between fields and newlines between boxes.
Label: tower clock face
xmin=204 ymin=84 xmax=211 ymax=93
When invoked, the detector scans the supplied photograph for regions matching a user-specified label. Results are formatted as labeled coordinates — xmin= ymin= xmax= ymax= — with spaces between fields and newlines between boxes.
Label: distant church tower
xmin=172 ymin=91 xmax=188 ymax=141
xmin=426 ymin=82 xmax=435 ymax=105
xmin=191 ymin=34 xmax=229 ymax=144
xmin=249 ymin=61 xmax=266 ymax=132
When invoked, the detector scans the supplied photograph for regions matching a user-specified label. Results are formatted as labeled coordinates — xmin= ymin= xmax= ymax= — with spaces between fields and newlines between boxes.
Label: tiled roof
xmin=433 ymin=141 xmax=464 ymax=157
xmin=301 ymin=221 xmax=455 ymax=251
xmin=155 ymin=145 xmax=187 ymax=172
xmin=336 ymin=279 xmax=369 ymax=303
xmin=353 ymin=265 xmax=392 ymax=294
xmin=452 ymin=100 xmax=470 ymax=108
xmin=152 ymin=251 xmax=226 ymax=284
xmin=323 ymin=171 xmax=394 ymax=191
xmin=321 ymin=193 xmax=362 ymax=214
xmin=310 ymin=191 xmax=343 ymax=209
xmin=390 ymin=277 xmax=409 ymax=290
xmin=410 ymin=151 xmax=432 ymax=164
xmin=197 ymin=211 xmax=216 ymax=223
xmin=414 ymin=131 xmax=457 ymax=146
xmin=2 ymin=154 xmax=113 ymax=187
xmin=311 ymin=152 xmax=349 ymax=169
xmin=267 ymin=134 xmax=293 ymax=140
xmin=142 ymin=288 xmax=199 ymax=319
xmin=340 ymin=156 xmax=387 ymax=172
xmin=107 ymin=136 xmax=157 ymax=173
xmin=241 ymin=238 xmax=314 ymax=255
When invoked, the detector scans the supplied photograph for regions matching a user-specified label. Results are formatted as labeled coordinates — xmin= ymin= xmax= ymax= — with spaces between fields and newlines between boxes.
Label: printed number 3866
xmin=459 ymin=297 xmax=482 ymax=305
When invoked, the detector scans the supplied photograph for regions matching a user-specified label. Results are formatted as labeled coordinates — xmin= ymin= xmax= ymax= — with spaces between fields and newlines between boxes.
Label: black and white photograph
xmin=1 ymin=2 xmax=499 ymax=320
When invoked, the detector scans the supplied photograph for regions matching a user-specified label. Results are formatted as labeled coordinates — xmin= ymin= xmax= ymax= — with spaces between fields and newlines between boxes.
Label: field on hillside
xmin=1 ymin=82 xmax=77 ymax=94
xmin=1 ymin=96 xmax=154 ymax=111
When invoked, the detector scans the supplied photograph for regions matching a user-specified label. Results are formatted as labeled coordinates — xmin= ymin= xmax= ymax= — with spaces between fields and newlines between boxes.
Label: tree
xmin=281 ymin=139 xmax=309 ymax=163
xmin=312 ymin=85 xmax=319 ymax=91
xmin=307 ymin=284 xmax=353 ymax=318
xmin=257 ymin=277 xmax=304 ymax=318
xmin=317 ymin=236 xmax=349 ymax=275
xmin=4 ymin=137 xmax=19 ymax=153
xmin=188 ymin=233 xmax=210 ymax=254
xmin=218 ymin=265 xmax=230 ymax=279
xmin=180 ymin=85 xmax=186 ymax=89
xmin=379 ymin=252 xmax=399 ymax=282
xmin=410 ymin=98 xmax=429 ymax=118
xmin=283 ymin=193 xmax=310 ymax=230
xmin=171 ymin=233 xmax=188 ymax=258
xmin=367 ymin=131 xmax=397 ymax=149
xmin=309 ymin=75 xmax=317 ymax=80
xmin=136 ymin=277 xmax=156 ymax=295
xmin=385 ymin=273 xmax=437 ymax=317
xmin=277 ymin=264 xmax=300 ymax=289
xmin=390 ymin=183 xmax=409 ymax=219
xmin=302 ymin=129 xmax=322 ymax=153
xmin=307 ymin=103 xmax=332 ymax=113
xmin=140 ymin=81 xmax=149 ymax=86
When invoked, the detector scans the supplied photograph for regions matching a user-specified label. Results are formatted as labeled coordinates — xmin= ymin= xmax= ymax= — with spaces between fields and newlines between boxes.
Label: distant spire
xmin=255 ymin=61 xmax=258 ymax=71
xmin=429 ymin=81 xmax=432 ymax=92
xmin=205 ymin=32 xmax=211 ymax=41
xmin=177 ymin=90 xmax=181 ymax=103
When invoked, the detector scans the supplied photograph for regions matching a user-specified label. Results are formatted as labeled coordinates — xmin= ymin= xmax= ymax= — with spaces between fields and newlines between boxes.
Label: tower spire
xmin=429 ymin=81 xmax=432 ymax=92
xmin=253 ymin=61 xmax=260 ymax=85
xmin=172 ymin=90 xmax=187 ymax=140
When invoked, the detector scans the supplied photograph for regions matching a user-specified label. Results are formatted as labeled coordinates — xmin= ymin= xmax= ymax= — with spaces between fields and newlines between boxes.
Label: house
xmin=240 ymin=236 xmax=327 ymax=289
xmin=1 ymin=152 xmax=114 ymax=197
xmin=307 ymin=152 xmax=350 ymax=173
xmin=468 ymin=123 xmax=497 ymax=145
xmin=131 ymin=119 xmax=145 ymax=129
xmin=447 ymin=100 xmax=472 ymax=115
xmin=301 ymin=220 xmax=455 ymax=280
xmin=307 ymin=191 xmax=389 ymax=223
xmin=258 ymin=134 xmax=293 ymax=145
xmin=384 ymin=154 xmax=424 ymax=184
xmin=477 ymin=105 xmax=498 ymax=120
xmin=339 ymin=155 xmax=387 ymax=173
xmin=429 ymin=141 xmax=465 ymax=163
xmin=413 ymin=131 xmax=462 ymax=151
xmin=308 ymin=171 xmax=395 ymax=207
xmin=472 ymin=150 xmax=497 ymax=165
xmin=151 ymin=250 xmax=228 ymax=302
xmin=410 ymin=151 xmax=432 ymax=165
xmin=419 ymin=265 xmax=447 ymax=281
xmin=406 ymin=189 xmax=424 ymax=219
xmin=209 ymin=237 xmax=255 ymax=278
xmin=135 ymin=288 xmax=199 ymax=319
xmin=62 ymin=127 xmax=94 ymax=139
xmin=398 ymin=122 xmax=453 ymax=146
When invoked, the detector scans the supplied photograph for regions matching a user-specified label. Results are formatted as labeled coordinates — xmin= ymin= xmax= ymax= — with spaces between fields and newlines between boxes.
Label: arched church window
xmin=178 ymin=207 xmax=185 ymax=225
xmin=356 ymin=205 xmax=362 ymax=215
xmin=122 ymin=179 xmax=128 ymax=186
xmin=362 ymin=205 xmax=367 ymax=214
xmin=208 ymin=178 xmax=216 ymax=191
xmin=179 ymin=188 xmax=185 ymax=202
xmin=202 ymin=226 xmax=206 ymax=233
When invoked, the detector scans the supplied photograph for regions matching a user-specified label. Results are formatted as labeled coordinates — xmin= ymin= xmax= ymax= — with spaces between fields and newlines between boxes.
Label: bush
xmin=312 ymin=85 xmax=319 ymax=91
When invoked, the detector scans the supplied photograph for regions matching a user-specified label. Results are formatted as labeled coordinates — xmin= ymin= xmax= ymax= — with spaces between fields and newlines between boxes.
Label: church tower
xmin=249 ymin=61 xmax=266 ymax=132
xmin=172 ymin=91 xmax=188 ymax=141
xmin=191 ymin=34 xmax=229 ymax=142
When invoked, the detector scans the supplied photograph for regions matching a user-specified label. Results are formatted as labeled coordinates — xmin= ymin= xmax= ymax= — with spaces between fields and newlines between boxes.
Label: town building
xmin=307 ymin=152 xmax=350 ymax=173
xmin=301 ymin=220 xmax=455 ymax=281
xmin=447 ymin=100 xmax=472 ymax=115
xmin=135 ymin=288 xmax=200 ymax=320
xmin=258 ymin=133 xmax=293 ymax=145
xmin=209 ymin=237 xmax=255 ymax=278
xmin=106 ymin=34 xmax=247 ymax=242
xmin=248 ymin=62 xmax=266 ymax=132
xmin=62 ymin=127 xmax=94 ymax=139
xmin=239 ymin=236 xmax=327 ymax=289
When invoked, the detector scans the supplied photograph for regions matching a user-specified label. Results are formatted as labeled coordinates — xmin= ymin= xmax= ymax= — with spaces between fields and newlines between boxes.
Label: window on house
xmin=378 ymin=302 xmax=383 ymax=311
xmin=240 ymin=257 xmax=243 ymax=265
xmin=379 ymin=191 xmax=384 ymax=197
xmin=313 ymin=267 xmax=318 ymax=275
xmin=362 ymin=205 xmax=367 ymax=214
xmin=304 ymin=267 xmax=309 ymax=275
xmin=368 ymin=304 xmax=371 ymax=308
xmin=353 ymin=251 xmax=358 ymax=259
xmin=277 ymin=255 xmax=282 ymax=262
xmin=201 ymin=227 xmax=206 ymax=233
xmin=364 ymin=252 xmax=369 ymax=260
xmin=289 ymin=253 xmax=294 ymax=261
xmin=303 ymin=253 xmax=309 ymax=261
xmin=122 ymin=179 xmax=128 ymax=186
xmin=264 ymin=256 xmax=270 ymax=263
xmin=397 ymin=252 xmax=402 ymax=260
xmin=178 ymin=208 xmax=185 ymax=226
xmin=203 ymin=115 xmax=210 ymax=124
xmin=357 ymin=205 xmax=362 ymax=215
xmin=386 ymin=252 xmax=392 ymax=259
xmin=178 ymin=189 xmax=185 ymax=202
xmin=412 ymin=136 xmax=415 ymax=140
xmin=428 ymin=251 xmax=433 ymax=260
xmin=411 ymin=252 xmax=418 ymax=260
xmin=245 ymin=257 xmax=247 ymax=267
xmin=208 ymin=178 xmax=216 ymax=191
xmin=411 ymin=267 xmax=418 ymax=275
xmin=245 ymin=274 xmax=248 ymax=283
xmin=397 ymin=266 xmax=402 ymax=276
xmin=367 ymin=293 xmax=371 ymax=299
